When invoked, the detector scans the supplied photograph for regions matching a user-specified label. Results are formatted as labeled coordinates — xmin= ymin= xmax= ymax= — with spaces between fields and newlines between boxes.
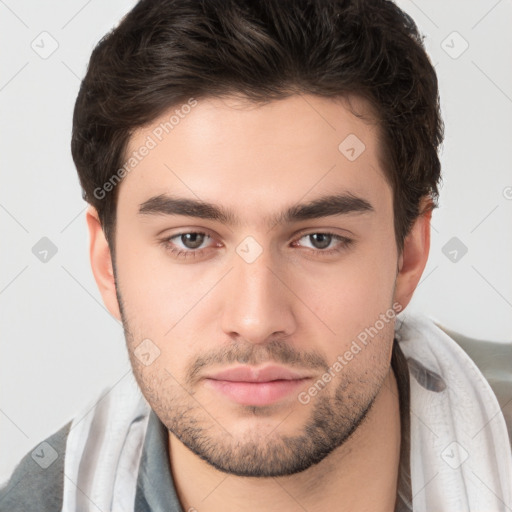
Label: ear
xmin=86 ymin=205 xmax=121 ymax=321
xmin=393 ymin=198 xmax=432 ymax=311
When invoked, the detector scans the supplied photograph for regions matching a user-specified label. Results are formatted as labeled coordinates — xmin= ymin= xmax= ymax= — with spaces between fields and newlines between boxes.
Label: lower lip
xmin=205 ymin=378 xmax=310 ymax=406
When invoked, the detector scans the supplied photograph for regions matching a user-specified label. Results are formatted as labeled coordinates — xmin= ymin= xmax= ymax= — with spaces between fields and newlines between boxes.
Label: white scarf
xmin=61 ymin=312 xmax=512 ymax=511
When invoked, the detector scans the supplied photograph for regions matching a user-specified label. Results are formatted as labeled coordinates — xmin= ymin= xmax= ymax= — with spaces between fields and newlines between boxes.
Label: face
xmin=108 ymin=94 xmax=402 ymax=477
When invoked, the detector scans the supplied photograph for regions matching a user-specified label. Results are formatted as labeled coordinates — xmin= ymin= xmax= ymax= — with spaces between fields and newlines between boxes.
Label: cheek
xmin=115 ymin=238 xmax=216 ymax=369
xmin=115 ymin=234 xmax=196 ymax=326
xmin=297 ymin=237 xmax=397 ymax=335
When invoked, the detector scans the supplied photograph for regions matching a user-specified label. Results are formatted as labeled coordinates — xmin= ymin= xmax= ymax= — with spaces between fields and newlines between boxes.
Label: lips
xmin=206 ymin=365 xmax=311 ymax=383
xmin=203 ymin=365 xmax=313 ymax=406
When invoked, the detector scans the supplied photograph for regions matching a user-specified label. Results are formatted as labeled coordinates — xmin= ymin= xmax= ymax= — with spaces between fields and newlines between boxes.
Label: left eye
xmin=296 ymin=232 xmax=344 ymax=250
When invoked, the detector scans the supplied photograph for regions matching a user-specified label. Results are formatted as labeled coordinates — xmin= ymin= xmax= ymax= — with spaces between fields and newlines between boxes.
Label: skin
xmin=87 ymin=93 xmax=431 ymax=511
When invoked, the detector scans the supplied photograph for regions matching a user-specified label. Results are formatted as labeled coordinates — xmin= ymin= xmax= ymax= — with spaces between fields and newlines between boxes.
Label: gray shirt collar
xmin=134 ymin=409 xmax=183 ymax=512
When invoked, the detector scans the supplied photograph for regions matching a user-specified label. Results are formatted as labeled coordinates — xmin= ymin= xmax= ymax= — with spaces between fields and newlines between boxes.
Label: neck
xmin=168 ymin=367 xmax=402 ymax=512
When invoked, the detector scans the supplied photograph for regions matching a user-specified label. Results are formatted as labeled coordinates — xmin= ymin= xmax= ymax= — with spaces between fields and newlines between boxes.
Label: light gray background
xmin=1 ymin=0 xmax=511 ymax=483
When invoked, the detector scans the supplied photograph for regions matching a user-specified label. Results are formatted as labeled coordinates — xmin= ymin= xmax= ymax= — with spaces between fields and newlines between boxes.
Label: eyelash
xmin=158 ymin=231 xmax=353 ymax=260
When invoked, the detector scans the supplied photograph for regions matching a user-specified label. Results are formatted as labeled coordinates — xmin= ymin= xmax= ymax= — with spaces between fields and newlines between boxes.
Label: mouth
xmin=203 ymin=365 xmax=313 ymax=406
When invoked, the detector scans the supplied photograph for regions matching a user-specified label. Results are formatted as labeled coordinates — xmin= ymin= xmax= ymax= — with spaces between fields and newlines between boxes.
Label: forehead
xmin=117 ymin=94 xmax=390 ymax=223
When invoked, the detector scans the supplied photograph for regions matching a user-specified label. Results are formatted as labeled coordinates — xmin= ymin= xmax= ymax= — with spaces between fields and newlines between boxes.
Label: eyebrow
xmin=138 ymin=192 xmax=374 ymax=227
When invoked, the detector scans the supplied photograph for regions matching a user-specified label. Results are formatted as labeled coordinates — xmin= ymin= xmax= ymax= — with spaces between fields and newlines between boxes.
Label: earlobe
xmin=393 ymin=199 xmax=432 ymax=311
xmin=86 ymin=206 xmax=122 ymax=321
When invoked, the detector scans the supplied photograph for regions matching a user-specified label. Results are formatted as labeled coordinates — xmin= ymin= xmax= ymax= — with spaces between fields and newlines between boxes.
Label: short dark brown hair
xmin=71 ymin=0 xmax=444 ymax=258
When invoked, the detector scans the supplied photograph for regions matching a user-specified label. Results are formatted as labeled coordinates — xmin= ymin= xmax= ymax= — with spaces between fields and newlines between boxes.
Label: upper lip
xmin=204 ymin=365 xmax=313 ymax=383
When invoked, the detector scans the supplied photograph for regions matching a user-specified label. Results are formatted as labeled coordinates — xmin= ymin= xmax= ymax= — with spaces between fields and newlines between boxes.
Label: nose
xmin=220 ymin=243 xmax=297 ymax=345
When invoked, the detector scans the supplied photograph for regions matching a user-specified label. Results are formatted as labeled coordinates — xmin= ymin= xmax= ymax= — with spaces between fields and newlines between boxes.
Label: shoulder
xmin=0 ymin=420 xmax=72 ymax=512
xmin=438 ymin=325 xmax=512 ymax=448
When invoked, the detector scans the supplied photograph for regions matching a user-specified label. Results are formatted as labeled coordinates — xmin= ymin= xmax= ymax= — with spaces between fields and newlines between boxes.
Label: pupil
xmin=183 ymin=233 xmax=204 ymax=249
xmin=312 ymin=233 xmax=330 ymax=249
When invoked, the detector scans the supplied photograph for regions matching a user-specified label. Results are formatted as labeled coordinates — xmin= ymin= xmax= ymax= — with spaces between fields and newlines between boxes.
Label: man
xmin=1 ymin=0 xmax=511 ymax=511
